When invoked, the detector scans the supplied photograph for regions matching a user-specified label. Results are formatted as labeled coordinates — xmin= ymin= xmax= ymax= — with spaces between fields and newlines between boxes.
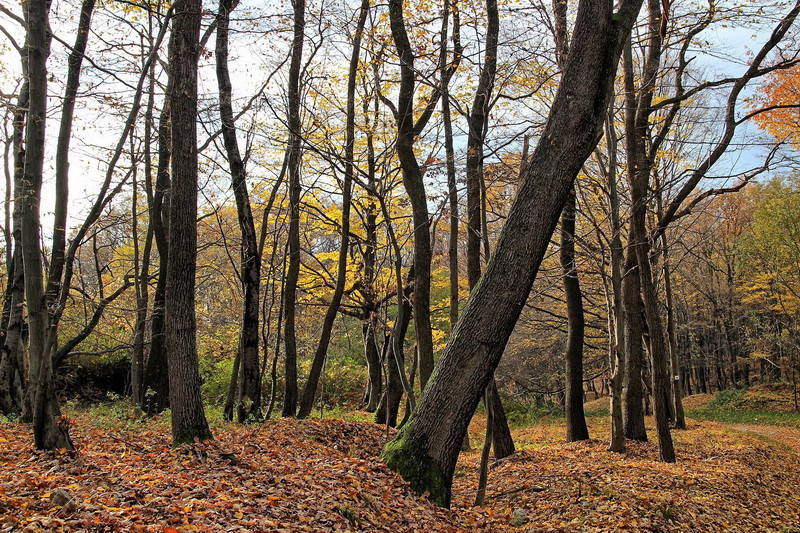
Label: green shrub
xmin=503 ymin=397 xmax=564 ymax=427
xmin=708 ymin=387 xmax=746 ymax=409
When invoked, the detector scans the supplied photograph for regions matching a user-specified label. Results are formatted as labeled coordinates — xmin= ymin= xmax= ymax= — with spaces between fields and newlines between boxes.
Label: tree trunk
xmin=562 ymin=188 xmax=589 ymax=442
xmin=282 ymin=0 xmax=305 ymax=417
xmin=0 ymin=73 xmax=28 ymax=416
xmin=165 ymin=0 xmax=212 ymax=445
xmin=551 ymin=0 xmax=589 ymax=446
xmin=363 ymin=318 xmax=382 ymax=412
xmin=141 ymin=75 xmax=172 ymax=414
xmin=660 ymin=227 xmax=685 ymax=429
xmin=375 ymin=272 xmax=414 ymax=427
xmin=361 ymin=90 xmax=382 ymax=413
xmin=622 ymin=246 xmax=647 ymax=440
xmin=382 ymin=0 xmax=644 ymax=507
xmin=45 ymin=0 xmax=95 ymax=313
xmin=622 ymin=0 xmax=674 ymax=462
xmin=386 ymin=0 xmax=459 ymax=391
xmin=297 ymin=0 xmax=368 ymax=419
xmin=22 ymin=0 xmax=73 ymax=450
xmin=216 ymin=0 xmax=262 ymax=423
xmin=460 ymin=0 xmax=515 ymax=455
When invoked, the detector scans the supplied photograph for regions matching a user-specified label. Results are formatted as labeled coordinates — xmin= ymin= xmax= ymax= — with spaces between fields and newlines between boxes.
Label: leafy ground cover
xmin=1 ymin=405 xmax=799 ymax=531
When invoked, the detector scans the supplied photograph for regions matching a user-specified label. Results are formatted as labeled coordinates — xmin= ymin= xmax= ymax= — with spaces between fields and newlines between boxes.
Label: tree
xmin=622 ymin=0 xmax=675 ymax=463
xmin=282 ymin=0 xmax=305 ymax=418
xmin=164 ymin=0 xmax=213 ymax=445
xmin=216 ymin=0 xmax=262 ymax=423
xmin=382 ymin=0 xmax=645 ymax=507
xmin=386 ymin=0 xmax=459 ymax=391
xmin=21 ymin=0 xmax=74 ymax=450
xmin=552 ymin=0 xmax=589 ymax=444
xmin=297 ymin=0 xmax=369 ymax=419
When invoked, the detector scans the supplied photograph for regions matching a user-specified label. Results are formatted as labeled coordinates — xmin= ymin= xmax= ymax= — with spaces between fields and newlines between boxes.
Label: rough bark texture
xmin=165 ymin=0 xmax=213 ymax=445
xmin=282 ymin=0 xmax=305 ymax=417
xmin=561 ymin=189 xmax=589 ymax=442
xmin=141 ymin=83 xmax=172 ymax=415
xmin=382 ymin=0 xmax=644 ymax=507
xmin=620 ymin=40 xmax=647 ymax=441
xmin=23 ymin=0 xmax=73 ymax=450
xmin=216 ymin=0 xmax=262 ymax=423
xmin=0 ymin=73 xmax=28 ymax=416
xmin=622 ymin=238 xmax=647 ymax=441
xmin=623 ymin=0 xmax=674 ymax=462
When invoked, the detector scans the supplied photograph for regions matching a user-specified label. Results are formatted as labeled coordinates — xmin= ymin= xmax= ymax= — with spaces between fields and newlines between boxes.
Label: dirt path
xmin=731 ymin=424 xmax=800 ymax=451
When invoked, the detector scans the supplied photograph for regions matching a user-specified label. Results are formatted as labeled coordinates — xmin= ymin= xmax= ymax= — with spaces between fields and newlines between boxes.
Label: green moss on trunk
xmin=381 ymin=423 xmax=451 ymax=508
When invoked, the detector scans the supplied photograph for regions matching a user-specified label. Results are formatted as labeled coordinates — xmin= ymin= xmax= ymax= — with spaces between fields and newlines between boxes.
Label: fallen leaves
xmin=0 ymin=413 xmax=502 ymax=531
xmin=1 ymin=411 xmax=799 ymax=531
xmin=454 ymin=417 xmax=800 ymax=531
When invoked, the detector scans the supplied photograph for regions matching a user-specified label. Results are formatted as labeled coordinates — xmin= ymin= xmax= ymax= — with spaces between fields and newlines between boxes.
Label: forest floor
xmin=1 ymin=402 xmax=800 ymax=532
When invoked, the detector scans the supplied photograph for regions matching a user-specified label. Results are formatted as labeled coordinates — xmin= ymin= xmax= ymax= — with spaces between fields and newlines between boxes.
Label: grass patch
xmin=687 ymin=385 xmax=800 ymax=427
xmin=688 ymin=407 xmax=800 ymax=427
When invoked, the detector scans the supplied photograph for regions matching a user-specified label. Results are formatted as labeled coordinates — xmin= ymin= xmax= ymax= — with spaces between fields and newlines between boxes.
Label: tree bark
xmin=0 ymin=69 xmax=28 ymax=416
xmin=461 ymin=0 xmax=514 ymax=457
xmin=282 ymin=0 xmax=305 ymax=417
xmin=382 ymin=0 xmax=644 ymax=507
xmin=165 ymin=0 xmax=213 ymax=445
xmin=562 ymin=188 xmax=589 ymax=442
xmin=622 ymin=0 xmax=674 ymax=462
xmin=141 ymin=78 xmax=172 ymax=415
xmin=22 ymin=0 xmax=73 ymax=450
xmin=622 ymin=245 xmax=647 ymax=440
xmin=45 ymin=0 xmax=95 ymax=313
xmin=216 ymin=0 xmax=262 ymax=423
xmin=387 ymin=0 xmax=460 ymax=391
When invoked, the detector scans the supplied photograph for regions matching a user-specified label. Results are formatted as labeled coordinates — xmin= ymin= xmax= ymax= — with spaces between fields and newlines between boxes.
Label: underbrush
xmin=687 ymin=383 xmax=800 ymax=427
xmin=504 ymin=398 xmax=564 ymax=427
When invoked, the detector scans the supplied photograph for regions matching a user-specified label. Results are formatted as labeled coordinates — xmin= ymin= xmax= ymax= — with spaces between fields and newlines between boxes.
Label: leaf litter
xmin=1 ymin=412 xmax=799 ymax=531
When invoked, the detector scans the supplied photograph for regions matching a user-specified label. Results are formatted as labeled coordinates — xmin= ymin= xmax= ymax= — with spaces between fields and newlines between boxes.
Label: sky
xmin=0 ymin=0 xmax=797 ymax=242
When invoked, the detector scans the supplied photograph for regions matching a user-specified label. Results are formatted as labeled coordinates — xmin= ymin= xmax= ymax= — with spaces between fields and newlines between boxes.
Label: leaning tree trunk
xmin=382 ymin=0 xmax=644 ymax=507
xmin=164 ymin=0 xmax=212 ymax=445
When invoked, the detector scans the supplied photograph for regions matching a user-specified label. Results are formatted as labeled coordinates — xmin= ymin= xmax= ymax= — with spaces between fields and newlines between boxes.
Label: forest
xmin=1 ymin=0 xmax=800 ymax=530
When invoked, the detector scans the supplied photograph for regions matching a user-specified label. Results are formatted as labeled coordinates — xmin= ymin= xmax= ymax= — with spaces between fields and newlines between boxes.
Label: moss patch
xmin=381 ymin=423 xmax=451 ymax=508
